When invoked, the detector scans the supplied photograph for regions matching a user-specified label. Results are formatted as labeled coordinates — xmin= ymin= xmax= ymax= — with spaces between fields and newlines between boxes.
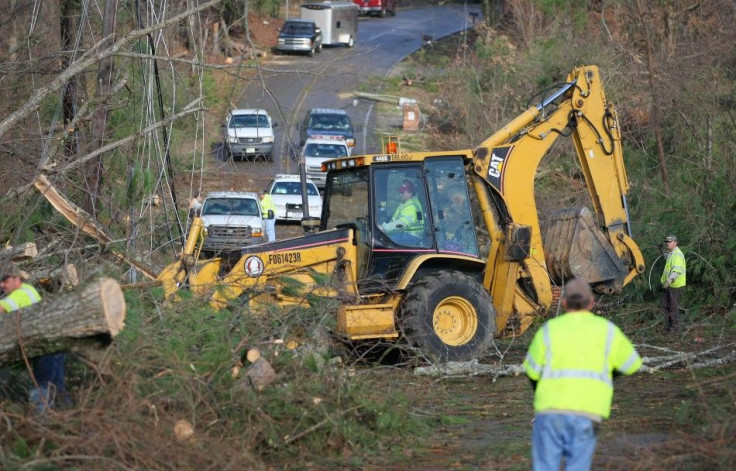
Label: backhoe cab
xmin=159 ymin=65 xmax=645 ymax=362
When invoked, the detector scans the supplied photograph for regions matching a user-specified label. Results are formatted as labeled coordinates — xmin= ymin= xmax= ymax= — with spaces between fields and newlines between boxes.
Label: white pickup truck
xmin=222 ymin=109 xmax=276 ymax=162
xmin=199 ymin=192 xmax=265 ymax=255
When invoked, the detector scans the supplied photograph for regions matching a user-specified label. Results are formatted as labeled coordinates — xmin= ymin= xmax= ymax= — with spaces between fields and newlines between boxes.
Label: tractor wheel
xmin=400 ymin=271 xmax=496 ymax=362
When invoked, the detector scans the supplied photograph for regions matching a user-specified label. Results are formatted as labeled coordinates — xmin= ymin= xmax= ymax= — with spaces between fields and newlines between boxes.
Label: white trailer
xmin=300 ymin=2 xmax=359 ymax=47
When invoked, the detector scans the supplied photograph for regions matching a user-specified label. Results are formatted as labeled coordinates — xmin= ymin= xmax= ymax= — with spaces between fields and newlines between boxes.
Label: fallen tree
xmin=0 ymin=277 xmax=126 ymax=366
xmin=414 ymin=342 xmax=736 ymax=379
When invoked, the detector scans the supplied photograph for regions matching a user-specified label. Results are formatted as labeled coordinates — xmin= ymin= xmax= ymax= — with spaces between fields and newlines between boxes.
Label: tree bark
xmin=0 ymin=243 xmax=37 ymax=262
xmin=84 ymin=0 xmax=118 ymax=217
xmin=635 ymin=0 xmax=670 ymax=195
xmin=60 ymin=0 xmax=80 ymax=163
xmin=0 ymin=278 xmax=126 ymax=366
xmin=29 ymin=263 xmax=79 ymax=291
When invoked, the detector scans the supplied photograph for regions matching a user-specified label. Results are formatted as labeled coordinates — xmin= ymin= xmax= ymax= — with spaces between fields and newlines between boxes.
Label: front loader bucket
xmin=541 ymin=207 xmax=628 ymax=293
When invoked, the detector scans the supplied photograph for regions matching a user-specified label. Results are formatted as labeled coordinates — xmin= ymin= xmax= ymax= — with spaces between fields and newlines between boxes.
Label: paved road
xmin=229 ymin=3 xmax=479 ymax=176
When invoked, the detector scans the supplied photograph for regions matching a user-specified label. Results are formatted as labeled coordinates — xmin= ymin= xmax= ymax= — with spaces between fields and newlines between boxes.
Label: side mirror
xmin=315 ymin=27 xmax=321 ymax=34
xmin=272 ymin=122 xmax=278 ymax=128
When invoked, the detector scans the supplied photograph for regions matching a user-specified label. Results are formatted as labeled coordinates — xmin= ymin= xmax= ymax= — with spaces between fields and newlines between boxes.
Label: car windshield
xmin=308 ymin=115 xmax=351 ymax=131
xmin=282 ymin=22 xmax=313 ymax=34
xmin=271 ymin=181 xmax=319 ymax=196
xmin=229 ymin=114 xmax=269 ymax=128
xmin=202 ymin=198 xmax=260 ymax=216
xmin=304 ymin=143 xmax=348 ymax=158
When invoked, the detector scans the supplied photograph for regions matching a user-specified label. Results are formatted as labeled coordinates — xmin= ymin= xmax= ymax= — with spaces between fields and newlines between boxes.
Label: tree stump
xmin=0 ymin=277 xmax=126 ymax=365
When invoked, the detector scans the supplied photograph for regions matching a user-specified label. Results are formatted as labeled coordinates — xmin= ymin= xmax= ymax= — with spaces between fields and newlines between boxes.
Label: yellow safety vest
xmin=523 ymin=311 xmax=641 ymax=419
xmin=0 ymin=283 xmax=42 ymax=312
xmin=390 ymin=196 xmax=424 ymax=237
xmin=260 ymin=194 xmax=275 ymax=219
xmin=660 ymin=247 xmax=686 ymax=288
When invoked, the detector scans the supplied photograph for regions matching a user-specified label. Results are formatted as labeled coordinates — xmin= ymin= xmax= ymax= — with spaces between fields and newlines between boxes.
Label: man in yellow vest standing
xmin=661 ymin=234 xmax=686 ymax=333
xmin=0 ymin=262 xmax=69 ymax=413
xmin=523 ymin=278 xmax=642 ymax=470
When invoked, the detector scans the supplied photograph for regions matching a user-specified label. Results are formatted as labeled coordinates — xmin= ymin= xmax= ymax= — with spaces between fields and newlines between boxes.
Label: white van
xmin=300 ymin=2 xmax=359 ymax=47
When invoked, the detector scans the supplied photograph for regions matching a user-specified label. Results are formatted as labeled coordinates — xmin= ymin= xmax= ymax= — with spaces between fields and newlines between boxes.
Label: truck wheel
xmin=379 ymin=8 xmax=386 ymax=18
xmin=400 ymin=271 xmax=496 ymax=362
xmin=347 ymin=36 xmax=354 ymax=48
xmin=308 ymin=47 xmax=314 ymax=57
xmin=316 ymin=42 xmax=322 ymax=53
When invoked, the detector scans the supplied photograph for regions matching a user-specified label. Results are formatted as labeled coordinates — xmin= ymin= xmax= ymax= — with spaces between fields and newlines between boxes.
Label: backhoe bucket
xmin=541 ymin=207 xmax=628 ymax=293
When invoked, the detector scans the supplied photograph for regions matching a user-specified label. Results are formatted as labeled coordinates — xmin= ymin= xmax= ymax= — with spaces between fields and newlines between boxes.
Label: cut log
xmin=244 ymin=357 xmax=276 ymax=391
xmin=0 ymin=242 xmax=37 ymax=262
xmin=29 ymin=263 xmax=79 ymax=290
xmin=0 ymin=277 xmax=126 ymax=366
xmin=246 ymin=348 xmax=261 ymax=363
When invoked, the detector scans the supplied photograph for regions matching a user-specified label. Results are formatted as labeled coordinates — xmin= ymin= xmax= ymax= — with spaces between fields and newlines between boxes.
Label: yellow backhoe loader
xmin=159 ymin=65 xmax=644 ymax=361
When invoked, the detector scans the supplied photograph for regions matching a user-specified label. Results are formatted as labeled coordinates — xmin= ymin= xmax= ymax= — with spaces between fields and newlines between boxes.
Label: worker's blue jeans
xmin=532 ymin=413 xmax=597 ymax=471
xmin=264 ymin=218 xmax=276 ymax=242
xmin=29 ymin=353 xmax=69 ymax=413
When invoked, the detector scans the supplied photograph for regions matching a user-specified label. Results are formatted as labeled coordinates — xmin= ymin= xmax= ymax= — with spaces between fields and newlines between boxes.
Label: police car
xmin=300 ymin=135 xmax=350 ymax=189
xmin=265 ymin=174 xmax=323 ymax=221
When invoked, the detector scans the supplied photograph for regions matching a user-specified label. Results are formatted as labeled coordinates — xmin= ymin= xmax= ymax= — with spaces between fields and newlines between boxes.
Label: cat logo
xmin=488 ymin=153 xmax=505 ymax=178
xmin=486 ymin=146 xmax=513 ymax=193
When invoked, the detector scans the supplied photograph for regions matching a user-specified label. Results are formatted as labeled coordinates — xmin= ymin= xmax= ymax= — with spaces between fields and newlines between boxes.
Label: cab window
xmin=373 ymin=166 xmax=431 ymax=248
xmin=425 ymin=157 xmax=479 ymax=256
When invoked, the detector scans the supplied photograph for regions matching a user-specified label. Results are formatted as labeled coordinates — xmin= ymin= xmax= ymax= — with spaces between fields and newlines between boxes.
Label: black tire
xmin=400 ymin=271 xmax=496 ymax=362
xmin=379 ymin=8 xmax=386 ymax=18
xmin=316 ymin=42 xmax=322 ymax=53
xmin=308 ymin=48 xmax=314 ymax=57
xmin=266 ymin=152 xmax=273 ymax=163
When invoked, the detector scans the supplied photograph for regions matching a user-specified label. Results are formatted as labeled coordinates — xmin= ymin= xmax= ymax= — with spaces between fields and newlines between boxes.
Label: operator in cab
xmin=380 ymin=180 xmax=424 ymax=240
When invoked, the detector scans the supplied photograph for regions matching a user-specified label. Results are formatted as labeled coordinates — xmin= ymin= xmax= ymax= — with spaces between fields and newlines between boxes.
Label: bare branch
xmin=0 ymin=0 xmax=222 ymax=140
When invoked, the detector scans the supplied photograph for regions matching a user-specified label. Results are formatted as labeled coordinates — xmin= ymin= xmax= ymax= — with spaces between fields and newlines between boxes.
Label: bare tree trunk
xmin=84 ymin=0 xmax=118 ymax=217
xmin=60 ymin=0 xmax=79 ymax=163
xmin=0 ymin=278 xmax=126 ymax=366
xmin=635 ymin=0 xmax=670 ymax=195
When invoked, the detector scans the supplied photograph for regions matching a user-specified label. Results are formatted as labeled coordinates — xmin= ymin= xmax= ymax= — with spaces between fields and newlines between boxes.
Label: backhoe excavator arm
xmin=471 ymin=65 xmax=645 ymax=332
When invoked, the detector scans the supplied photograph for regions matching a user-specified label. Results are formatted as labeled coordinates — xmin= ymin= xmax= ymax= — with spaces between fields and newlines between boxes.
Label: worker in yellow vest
xmin=380 ymin=180 xmax=425 ymax=244
xmin=523 ymin=278 xmax=642 ymax=470
xmin=660 ymin=234 xmax=686 ymax=333
xmin=0 ymin=263 xmax=69 ymax=413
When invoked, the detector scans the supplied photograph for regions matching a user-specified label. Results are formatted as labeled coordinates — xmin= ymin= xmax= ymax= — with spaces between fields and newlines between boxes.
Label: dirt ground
xmin=351 ymin=337 xmax=735 ymax=471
